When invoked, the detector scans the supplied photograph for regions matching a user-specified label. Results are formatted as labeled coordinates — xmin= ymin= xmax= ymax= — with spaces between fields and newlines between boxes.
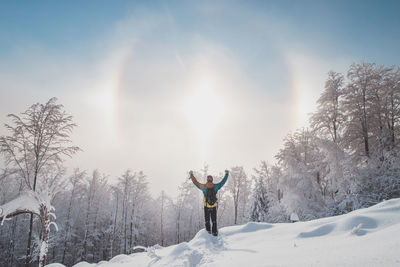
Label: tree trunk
xmin=38 ymin=205 xmax=50 ymax=267
xmin=92 ymin=199 xmax=100 ymax=262
xmin=62 ymin=180 xmax=77 ymax=264
xmin=82 ymin=187 xmax=93 ymax=261
xmin=26 ymin=170 xmax=39 ymax=267
xmin=234 ymin=186 xmax=240 ymax=225
xmin=110 ymin=192 xmax=119 ymax=258
xmin=128 ymin=209 xmax=134 ymax=251
xmin=7 ymin=216 xmax=19 ymax=267
xmin=129 ymin=222 xmax=133 ymax=251
xmin=123 ymin=199 xmax=127 ymax=254
xmin=25 ymin=213 xmax=34 ymax=267
xmin=160 ymin=191 xmax=164 ymax=246
xmin=362 ymin=86 xmax=370 ymax=157
xmin=234 ymin=202 xmax=238 ymax=225
xmin=129 ymin=202 xmax=136 ymax=251
xmin=363 ymin=127 xmax=370 ymax=157
xmin=333 ymin=119 xmax=337 ymax=143
xmin=9 ymin=181 xmax=23 ymax=267
xmin=390 ymin=94 xmax=396 ymax=149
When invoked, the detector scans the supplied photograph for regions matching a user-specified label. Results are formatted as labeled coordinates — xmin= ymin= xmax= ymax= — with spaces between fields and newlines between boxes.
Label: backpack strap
xmin=203 ymin=197 xmax=217 ymax=208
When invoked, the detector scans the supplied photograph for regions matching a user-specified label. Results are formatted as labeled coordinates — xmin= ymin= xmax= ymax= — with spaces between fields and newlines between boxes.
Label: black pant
xmin=204 ymin=207 xmax=217 ymax=234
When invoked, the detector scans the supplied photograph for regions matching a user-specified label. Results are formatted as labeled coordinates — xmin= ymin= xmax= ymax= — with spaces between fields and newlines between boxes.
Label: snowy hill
xmin=47 ymin=199 xmax=400 ymax=267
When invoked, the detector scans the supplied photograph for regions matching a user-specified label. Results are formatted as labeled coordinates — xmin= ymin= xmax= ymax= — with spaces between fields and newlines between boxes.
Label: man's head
xmin=207 ymin=175 xmax=213 ymax=183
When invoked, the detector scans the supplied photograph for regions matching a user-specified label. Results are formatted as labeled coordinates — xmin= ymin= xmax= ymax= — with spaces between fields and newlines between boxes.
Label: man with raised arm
xmin=189 ymin=170 xmax=229 ymax=236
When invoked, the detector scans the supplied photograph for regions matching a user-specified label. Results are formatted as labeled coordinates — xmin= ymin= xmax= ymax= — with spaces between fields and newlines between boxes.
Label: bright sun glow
xmin=184 ymin=87 xmax=224 ymax=136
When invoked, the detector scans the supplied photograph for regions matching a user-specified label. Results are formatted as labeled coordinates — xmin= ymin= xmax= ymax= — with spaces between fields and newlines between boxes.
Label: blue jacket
xmin=191 ymin=172 xmax=229 ymax=196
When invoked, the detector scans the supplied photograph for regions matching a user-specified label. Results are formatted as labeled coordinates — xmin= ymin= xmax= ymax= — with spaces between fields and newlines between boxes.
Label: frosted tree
xmin=0 ymin=184 xmax=62 ymax=267
xmin=310 ymin=71 xmax=344 ymax=143
xmin=276 ymin=129 xmax=326 ymax=220
xmin=60 ymin=169 xmax=86 ymax=265
xmin=369 ymin=66 xmax=400 ymax=157
xmin=0 ymin=169 xmax=24 ymax=266
xmin=249 ymin=161 xmax=287 ymax=222
xmin=118 ymin=170 xmax=135 ymax=254
xmin=215 ymin=184 xmax=234 ymax=227
xmin=0 ymin=169 xmax=20 ymax=205
xmin=250 ymin=162 xmax=270 ymax=222
xmin=227 ymin=166 xmax=251 ymax=225
xmin=0 ymin=97 xmax=79 ymax=266
xmin=81 ymin=170 xmax=107 ymax=260
xmin=160 ymin=190 xmax=166 ymax=246
xmin=109 ymin=186 xmax=120 ymax=258
xmin=382 ymin=67 xmax=400 ymax=150
xmin=154 ymin=190 xmax=176 ymax=246
xmin=342 ymin=62 xmax=382 ymax=158
xmin=265 ymin=166 xmax=289 ymax=222
xmin=175 ymin=180 xmax=193 ymax=243
xmin=128 ymin=171 xmax=150 ymax=252
xmin=174 ymin=176 xmax=203 ymax=243
xmin=338 ymin=62 xmax=400 ymax=206
xmin=111 ymin=170 xmax=149 ymax=254
xmin=315 ymin=138 xmax=361 ymax=214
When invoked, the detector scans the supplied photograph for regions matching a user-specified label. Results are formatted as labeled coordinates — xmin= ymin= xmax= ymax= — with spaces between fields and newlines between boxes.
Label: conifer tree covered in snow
xmin=250 ymin=162 xmax=270 ymax=222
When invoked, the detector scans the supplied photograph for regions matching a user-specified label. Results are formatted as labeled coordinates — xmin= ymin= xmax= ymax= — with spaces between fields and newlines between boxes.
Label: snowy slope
xmin=47 ymin=198 xmax=400 ymax=267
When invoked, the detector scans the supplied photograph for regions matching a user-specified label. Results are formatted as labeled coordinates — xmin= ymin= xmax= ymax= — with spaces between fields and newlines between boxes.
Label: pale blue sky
xmin=1 ymin=0 xmax=399 ymax=195
xmin=1 ymin=1 xmax=399 ymax=62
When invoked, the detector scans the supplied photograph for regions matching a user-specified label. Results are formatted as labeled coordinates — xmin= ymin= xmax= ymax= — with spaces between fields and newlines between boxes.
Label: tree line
xmin=250 ymin=61 xmax=400 ymax=222
xmin=0 ymin=98 xmax=253 ymax=267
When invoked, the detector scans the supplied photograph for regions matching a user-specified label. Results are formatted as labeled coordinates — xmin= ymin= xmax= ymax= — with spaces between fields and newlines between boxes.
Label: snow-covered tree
xmin=276 ymin=129 xmax=326 ymax=220
xmin=369 ymin=66 xmax=400 ymax=158
xmin=0 ymin=97 xmax=79 ymax=266
xmin=117 ymin=169 xmax=134 ymax=254
xmin=60 ymin=169 xmax=86 ymax=265
xmin=174 ymin=177 xmax=202 ymax=243
xmin=227 ymin=166 xmax=251 ymax=225
xmin=0 ymin=190 xmax=58 ymax=267
xmin=127 ymin=171 xmax=150 ymax=252
xmin=250 ymin=162 xmax=270 ymax=222
xmin=342 ymin=62 xmax=381 ymax=157
xmin=310 ymin=71 xmax=344 ymax=143
xmin=81 ymin=170 xmax=109 ymax=261
xmin=315 ymin=138 xmax=361 ymax=214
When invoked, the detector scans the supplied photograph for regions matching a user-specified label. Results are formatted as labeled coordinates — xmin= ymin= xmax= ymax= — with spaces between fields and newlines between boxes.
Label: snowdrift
xmin=47 ymin=198 xmax=400 ymax=267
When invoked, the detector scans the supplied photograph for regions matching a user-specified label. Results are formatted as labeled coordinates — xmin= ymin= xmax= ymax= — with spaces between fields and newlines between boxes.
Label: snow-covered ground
xmin=47 ymin=198 xmax=400 ymax=267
